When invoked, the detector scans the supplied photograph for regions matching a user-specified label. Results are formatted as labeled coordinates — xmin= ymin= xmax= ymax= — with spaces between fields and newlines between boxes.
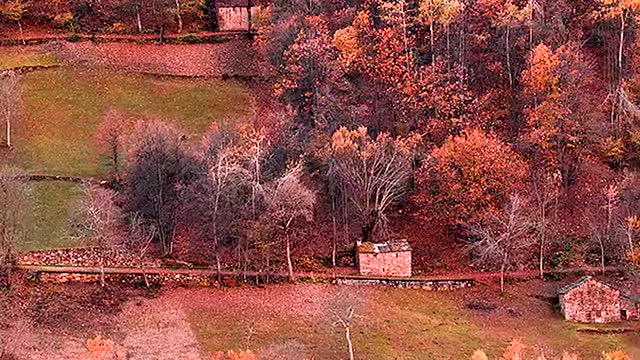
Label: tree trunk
xmin=331 ymin=197 xmax=338 ymax=267
xmin=6 ymin=260 xmax=11 ymax=288
xmin=175 ymin=0 xmax=183 ymax=33
xmin=500 ymin=254 xmax=507 ymax=293
xmin=136 ymin=4 xmax=143 ymax=33
xmin=265 ymin=248 xmax=270 ymax=284
xmin=446 ymin=23 xmax=450 ymax=71
xmin=529 ymin=0 xmax=533 ymax=51
xmin=286 ymin=230 xmax=294 ymax=282
xmin=361 ymin=213 xmax=377 ymax=244
xmin=345 ymin=326 xmax=354 ymax=360
xmin=599 ymin=238 xmax=606 ymax=275
xmin=6 ymin=107 xmax=10 ymax=148
xmin=506 ymin=26 xmax=513 ymax=88
xmin=332 ymin=214 xmax=337 ymax=267
xmin=430 ymin=20 xmax=435 ymax=65
xmin=216 ymin=251 xmax=222 ymax=283
xmin=539 ymin=207 xmax=546 ymax=279
xmin=618 ymin=12 xmax=625 ymax=84
xmin=18 ymin=21 xmax=25 ymax=46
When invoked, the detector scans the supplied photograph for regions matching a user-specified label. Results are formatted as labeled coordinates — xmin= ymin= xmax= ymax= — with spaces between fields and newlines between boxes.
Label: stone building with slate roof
xmin=558 ymin=276 xmax=640 ymax=323
xmin=357 ymin=240 xmax=412 ymax=277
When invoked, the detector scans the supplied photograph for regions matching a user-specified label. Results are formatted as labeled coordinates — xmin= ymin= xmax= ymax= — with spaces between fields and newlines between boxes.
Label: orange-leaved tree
xmin=520 ymin=42 xmax=598 ymax=189
xmin=417 ymin=128 xmax=528 ymax=229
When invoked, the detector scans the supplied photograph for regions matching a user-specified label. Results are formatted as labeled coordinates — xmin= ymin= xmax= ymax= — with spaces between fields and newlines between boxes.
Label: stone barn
xmin=357 ymin=240 xmax=412 ymax=277
xmin=217 ymin=0 xmax=263 ymax=31
xmin=558 ymin=276 xmax=640 ymax=323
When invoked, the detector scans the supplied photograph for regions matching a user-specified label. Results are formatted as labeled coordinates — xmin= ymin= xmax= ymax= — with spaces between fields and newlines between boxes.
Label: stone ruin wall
xmin=358 ymin=251 xmax=412 ymax=277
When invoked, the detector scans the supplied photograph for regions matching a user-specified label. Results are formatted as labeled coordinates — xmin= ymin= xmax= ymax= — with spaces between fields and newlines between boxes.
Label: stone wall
xmin=560 ymin=279 xmax=621 ymax=323
xmin=358 ymin=251 xmax=412 ymax=277
xmin=336 ymin=277 xmax=473 ymax=290
xmin=621 ymin=296 xmax=640 ymax=320
xmin=218 ymin=6 xmax=261 ymax=31
xmin=38 ymin=272 xmax=217 ymax=287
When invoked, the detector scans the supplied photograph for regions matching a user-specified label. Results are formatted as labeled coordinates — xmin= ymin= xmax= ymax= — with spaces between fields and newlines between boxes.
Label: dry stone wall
xmin=337 ymin=277 xmax=473 ymax=290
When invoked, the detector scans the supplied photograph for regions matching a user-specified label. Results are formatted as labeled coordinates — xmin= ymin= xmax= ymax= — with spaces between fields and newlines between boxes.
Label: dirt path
xmin=17 ymin=264 xmax=626 ymax=283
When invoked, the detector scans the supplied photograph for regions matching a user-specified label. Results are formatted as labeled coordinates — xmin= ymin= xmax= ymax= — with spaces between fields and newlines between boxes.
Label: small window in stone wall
xmin=621 ymin=309 xmax=628 ymax=320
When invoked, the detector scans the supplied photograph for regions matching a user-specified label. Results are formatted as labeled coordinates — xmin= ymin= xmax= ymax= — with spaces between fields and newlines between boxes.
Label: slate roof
xmin=557 ymin=276 xmax=594 ymax=295
xmin=218 ymin=0 xmax=268 ymax=7
xmin=358 ymin=240 xmax=412 ymax=254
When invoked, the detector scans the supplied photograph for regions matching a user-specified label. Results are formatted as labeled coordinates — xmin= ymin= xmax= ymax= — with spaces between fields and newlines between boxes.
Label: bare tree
xmin=77 ymin=184 xmax=122 ymax=286
xmin=333 ymin=307 xmax=356 ymax=360
xmin=0 ymin=167 xmax=31 ymax=288
xmin=96 ymin=110 xmax=128 ymax=179
xmin=588 ymin=184 xmax=623 ymax=274
xmin=125 ymin=214 xmax=156 ymax=287
xmin=0 ymin=70 xmax=20 ymax=148
xmin=468 ymin=194 xmax=533 ymax=293
xmin=263 ymin=166 xmax=315 ymax=281
xmin=530 ymin=169 xmax=560 ymax=279
xmin=328 ymin=127 xmax=419 ymax=244
xmin=186 ymin=125 xmax=251 ymax=282
xmin=174 ymin=0 xmax=183 ymax=32
xmin=124 ymin=120 xmax=198 ymax=256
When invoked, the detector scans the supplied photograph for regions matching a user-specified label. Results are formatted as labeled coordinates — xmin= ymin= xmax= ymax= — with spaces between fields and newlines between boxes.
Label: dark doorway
xmin=621 ymin=309 xmax=628 ymax=320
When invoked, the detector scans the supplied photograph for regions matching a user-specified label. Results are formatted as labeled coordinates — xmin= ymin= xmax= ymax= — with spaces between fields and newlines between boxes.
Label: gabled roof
xmin=358 ymin=240 xmax=412 ymax=254
xmin=558 ymin=276 xmax=595 ymax=294
xmin=558 ymin=276 xmax=620 ymax=295
xmin=218 ymin=0 xmax=268 ymax=7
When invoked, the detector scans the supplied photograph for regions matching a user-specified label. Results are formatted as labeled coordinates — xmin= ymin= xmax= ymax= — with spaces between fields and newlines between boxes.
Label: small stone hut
xmin=357 ymin=240 xmax=412 ymax=277
xmin=558 ymin=276 xmax=640 ymax=323
xmin=217 ymin=0 xmax=263 ymax=31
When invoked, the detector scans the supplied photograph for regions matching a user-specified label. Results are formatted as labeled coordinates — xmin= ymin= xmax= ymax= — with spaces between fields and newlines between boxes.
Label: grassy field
xmin=0 ymin=48 xmax=59 ymax=69
xmin=184 ymin=284 xmax=640 ymax=360
xmin=1 ymin=59 xmax=252 ymax=251
xmin=17 ymin=181 xmax=92 ymax=252
xmin=6 ymin=68 xmax=251 ymax=177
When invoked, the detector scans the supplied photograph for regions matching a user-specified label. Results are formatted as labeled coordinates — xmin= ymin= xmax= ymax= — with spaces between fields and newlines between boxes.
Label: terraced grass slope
xmin=0 ymin=64 xmax=251 ymax=250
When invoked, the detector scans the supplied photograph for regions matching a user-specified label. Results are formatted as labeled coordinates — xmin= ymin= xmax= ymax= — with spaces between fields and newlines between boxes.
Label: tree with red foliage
xmin=334 ymin=9 xmax=415 ymax=133
xmin=417 ymin=129 xmax=528 ymax=229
